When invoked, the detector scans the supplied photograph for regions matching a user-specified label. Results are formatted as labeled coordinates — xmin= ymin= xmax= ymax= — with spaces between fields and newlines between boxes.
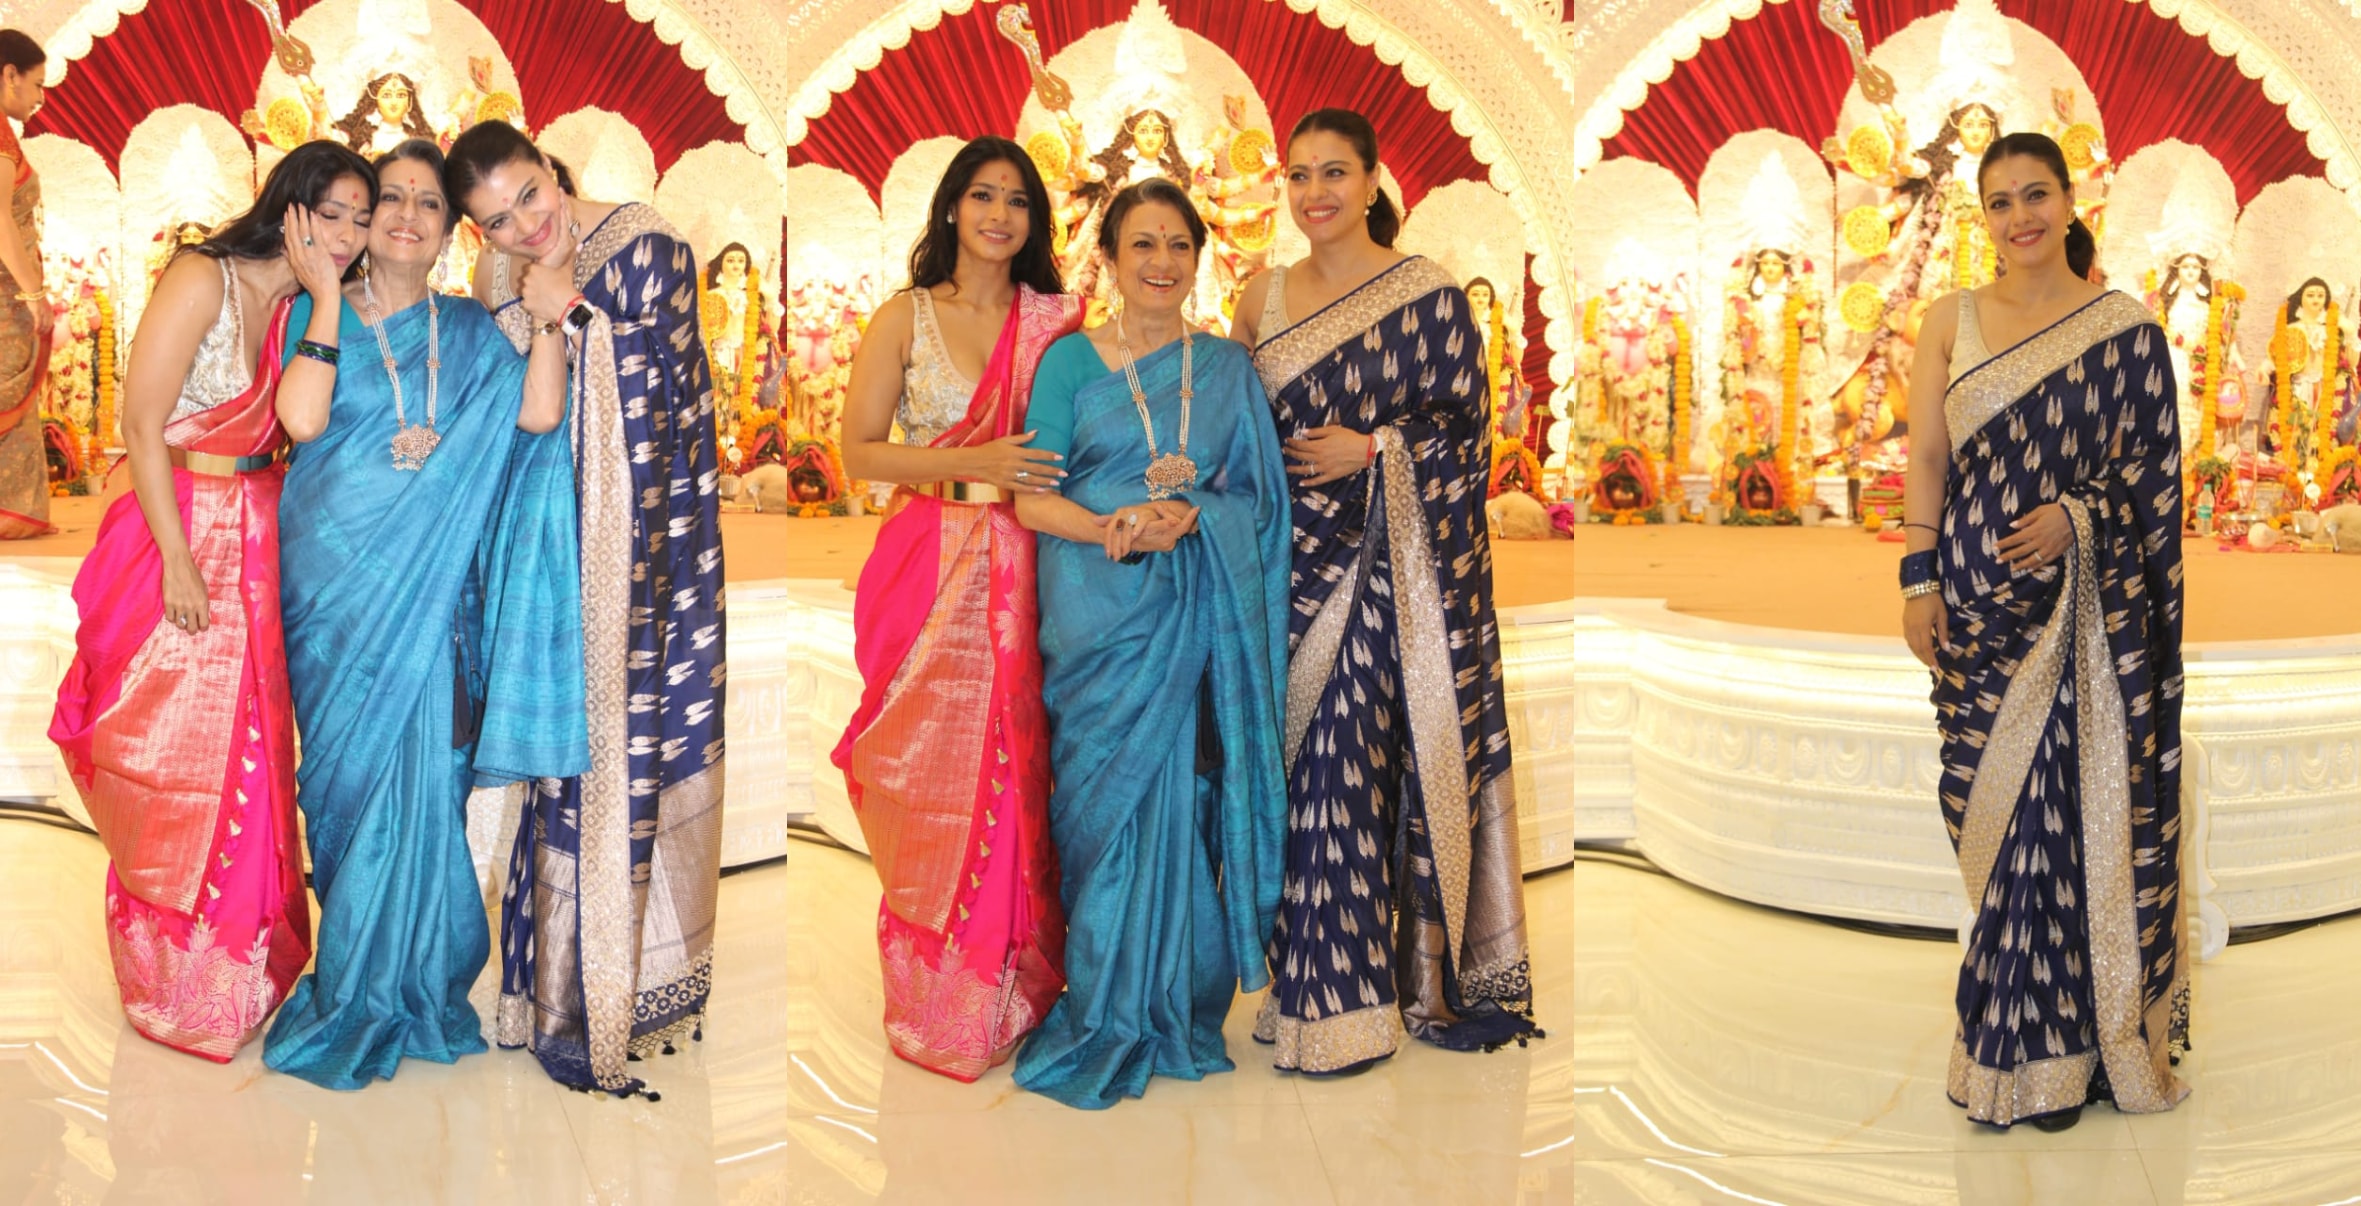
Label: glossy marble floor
xmin=1572 ymin=856 xmax=2361 ymax=1205
xmin=785 ymin=835 xmax=1574 ymax=1204
xmin=0 ymin=817 xmax=785 ymax=1204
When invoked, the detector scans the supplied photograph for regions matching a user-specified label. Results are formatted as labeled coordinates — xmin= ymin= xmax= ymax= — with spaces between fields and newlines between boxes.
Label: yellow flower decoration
xmin=1838 ymin=282 xmax=1886 ymax=333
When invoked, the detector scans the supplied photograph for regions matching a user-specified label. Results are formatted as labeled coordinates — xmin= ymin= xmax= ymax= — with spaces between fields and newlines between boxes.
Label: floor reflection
xmin=1572 ymin=858 xmax=2361 ymax=1204
xmin=0 ymin=820 xmax=784 ymax=1204
xmin=785 ymin=836 xmax=1572 ymax=1204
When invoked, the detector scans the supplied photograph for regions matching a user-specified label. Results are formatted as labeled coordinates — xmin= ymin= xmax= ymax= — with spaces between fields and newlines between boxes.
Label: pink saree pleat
xmin=51 ymin=298 xmax=310 ymax=1060
xmin=832 ymin=286 xmax=1079 ymax=1080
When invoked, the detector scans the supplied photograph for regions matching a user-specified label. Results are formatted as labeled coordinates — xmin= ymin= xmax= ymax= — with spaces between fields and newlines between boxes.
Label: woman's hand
xmin=26 ymin=293 xmax=50 ymax=337
xmin=162 ymin=553 xmax=211 ymax=635
xmin=282 ymin=205 xmax=345 ymax=300
xmin=1902 ymin=591 xmax=1948 ymax=669
xmin=1284 ymin=425 xmax=1376 ymax=488
xmin=1102 ymin=502 xmax=1194 ymax=560
xmin=520 ymin=259 xmax=574 ymax=324
xmin=961 ymin=431 xmax=1064 ymax=494
xmin=1995 ymin=501 xmax=2072 ymax=572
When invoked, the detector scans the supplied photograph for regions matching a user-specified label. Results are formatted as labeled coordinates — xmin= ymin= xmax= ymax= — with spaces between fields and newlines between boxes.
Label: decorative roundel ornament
xmin=475 ymin=92 xmax=525 ymax=129
xmin=2059 ymin=123 xmax=2103 ymax=173
xmin=1231 ymin=212 xmax=1276 ymax=253
xmin=1842 ymin=205 xmax=1893 ymax=258
xmin=1025 ymin=130 xmax=1070 ymax=182
xmin=1845 ymin=125 xmax=1893 ymax=179
xmin=1839 ymin=282 xmax=1888 ymax=333
xmin=263 ymin=97 xmax=311 ymax=150
xmin=1229 ymin=128 xmax=1275 ymax=176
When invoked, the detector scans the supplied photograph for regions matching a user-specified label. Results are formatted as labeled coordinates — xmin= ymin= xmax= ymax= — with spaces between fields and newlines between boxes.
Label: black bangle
xmin=293 ymin=339 xmax=339 ymax=366
xmin=1899 ymin=549 xmax=1939 ymax=589
xmin=1905 ymin=522 xmax=1939 ymax=534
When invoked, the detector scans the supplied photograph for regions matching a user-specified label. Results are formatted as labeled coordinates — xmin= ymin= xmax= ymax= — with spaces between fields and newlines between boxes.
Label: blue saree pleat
xmin=262 ymin=295 xmax=586 ymax=1090
xmin=1012 ymin=335 xmax=1291 ymax=1110
xmin=1933 ymin=291 xmax=2188 ymax=1127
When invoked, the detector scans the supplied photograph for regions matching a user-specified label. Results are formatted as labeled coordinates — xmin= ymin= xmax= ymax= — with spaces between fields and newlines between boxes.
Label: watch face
xmin=568 ymin=302 xmax=595 ymax=329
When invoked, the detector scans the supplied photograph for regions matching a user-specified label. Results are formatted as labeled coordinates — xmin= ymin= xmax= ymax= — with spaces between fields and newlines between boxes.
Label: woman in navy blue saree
xmin=1902 ymin=132 xmax=2188 ymax=1131
xmin=263 ymin=141 xmax=584 ymax=1089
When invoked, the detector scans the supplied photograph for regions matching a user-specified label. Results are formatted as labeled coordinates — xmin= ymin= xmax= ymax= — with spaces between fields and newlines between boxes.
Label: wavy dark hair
xmin=906 ymin=136 xmax=1063 ymax=296
xmin=2286 ymin=276 xmax=2333 ymax=323
xmin=1286 ymin=107 xmax=1400 ymax=248
xmin=189 ymin=140 xmax=375 ymax=279
xmin=1976 ymin=131 xmax=2095 ymax=280
xmin=1096 ymin=177 xmax=1207 ymax=263
xmin=0 ymin=30 xmax=46 ymax=76
xmin=706 ymin=242 xmax=753 ymax=289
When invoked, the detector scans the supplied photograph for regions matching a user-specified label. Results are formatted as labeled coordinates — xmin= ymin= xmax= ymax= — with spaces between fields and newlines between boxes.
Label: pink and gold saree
xmin=831 ymin=285 xmax=1079 ymax=1081
xmin=50 ymin=297 xmax=310 ymax=1061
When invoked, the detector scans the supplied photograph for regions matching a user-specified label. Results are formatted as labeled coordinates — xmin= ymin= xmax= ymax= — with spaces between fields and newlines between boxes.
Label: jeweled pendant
xmin=1144 ymin=452 xmax=1197 ymax=500
xmin=391 ymin=422 xmax=439 ymax=471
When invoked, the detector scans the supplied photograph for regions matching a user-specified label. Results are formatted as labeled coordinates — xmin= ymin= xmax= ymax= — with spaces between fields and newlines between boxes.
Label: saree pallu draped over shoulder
xmin=49 ymin=295 xmax=310 ymax=1061
xmin=1248 ymin=256 xmax=1539 ymax=1073
xmin=0 ymin=134 xmax=51 ymax=540
xmin=483 ymin=204 xmax=727 ymax=1095
xmin=832 ymin=286 xmax=1080 ymax=1081
xmin=1934 ymin=290 xmax=2189 ymax=1127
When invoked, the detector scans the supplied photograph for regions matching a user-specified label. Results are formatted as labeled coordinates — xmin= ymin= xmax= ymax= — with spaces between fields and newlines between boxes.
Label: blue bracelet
xmin=294 ymin=339 xmax=339 ymax=366
xmin=1899 ymin=550 xmax=1938 ymax=589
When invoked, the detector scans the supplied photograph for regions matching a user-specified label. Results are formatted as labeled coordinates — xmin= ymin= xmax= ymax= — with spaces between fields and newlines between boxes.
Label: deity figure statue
xmin=702 ymin=242 xmax=759 ymax=386
xmin=1187 ymin=95 xmax=1281 ymax=319
xmin=1049 ymin=109 xmax=1193 ymax=301
xmin=2260 ymin=277 xmax=2351 ymax=473
xmin=1719 ymin=248 xmax=1828 ymax=472
xmin=332 ymin=73 xmax=436 ymax=159
xmin=2146 ymin=253 xmax=2247 ymax=460
xmin=1576 ymin=276 xmax=1683 ymax=466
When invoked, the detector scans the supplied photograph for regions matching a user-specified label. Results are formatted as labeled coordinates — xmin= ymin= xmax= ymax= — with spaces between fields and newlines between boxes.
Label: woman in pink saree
xmin=49 ymin=142 xmax=374 ymax=1060
xmin=833 ymin=137 xmax=1081 ymax=1081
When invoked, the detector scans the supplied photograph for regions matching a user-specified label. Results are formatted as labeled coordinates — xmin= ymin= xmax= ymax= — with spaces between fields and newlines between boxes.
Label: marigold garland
xmin=1665 ymin=313 xmax=1691 ymax=507
xmin=92 ymin=289 xmax=116 ymax=471
xmin=2320 ymin=445 xmax=2361 ymax=505
xmin=2320 ymin=302 xmax=2341 ymax=465
xmin=1583 ymin=296 xmax=1602 ymax=421
xmin=1591 ymin=440 xmax=1661 ymax=523
xmin=1777 ymin=289 xmax=1806 ymax=512
xmin=736 ymin=267 xmax=765 ymax=415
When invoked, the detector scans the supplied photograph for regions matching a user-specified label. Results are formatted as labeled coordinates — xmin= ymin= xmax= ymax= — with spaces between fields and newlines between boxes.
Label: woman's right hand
xmin=965 ymin=431 xmax=1065 ymax=494
xmin=1102 ymin=502 xmax=1191 ymax=560
xmin=162 ymin=553 xmax=211 ymax=635
xmin=283 ymin=205 xmax=345 ymax=300
xmin=1902 ymin=591 xmax=1948 ymax=669
xmin=26 ymin=293 xmax=51 ymax=336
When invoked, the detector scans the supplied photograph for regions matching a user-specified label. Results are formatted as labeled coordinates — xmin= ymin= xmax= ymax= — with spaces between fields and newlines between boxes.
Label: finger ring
xmin=1016 ymin=470 xmax=1029 ymax=480
xmin=1129 ymin=513 xmax=1141 ymax=527
xmin=304 ymin=238 xmax=313 ymax=247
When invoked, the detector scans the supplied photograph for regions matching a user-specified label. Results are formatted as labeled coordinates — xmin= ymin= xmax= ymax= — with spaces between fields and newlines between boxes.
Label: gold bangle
xmin=1901 ymin=580 xmax=1941 ymax=599
xmin=15 ymin=289 xmax=42 ymax=301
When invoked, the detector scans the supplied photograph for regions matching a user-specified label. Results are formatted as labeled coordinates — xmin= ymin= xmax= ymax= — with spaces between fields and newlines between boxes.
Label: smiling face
xmin=367 ymin=157 xmax=452 ymax=275
xmin=954 ymin=158 xmax=1031 ymax=269
xmin=1108 ymin=199 xmax=1198 ymax=323
xmin=1131 ymin=113 xmax=1168 ymax=161
xmin=375 ymin=77 xmax=412 ymax=126
xmin=305 ymin=172 xmax=374 ymax=277
xmin=0 ymin=63 xmax=44 ymax=123
xmin=1284 ymin=130 xmax=1379 ymax=248
xmin=460 ymin=156 xmax=570 ymax=258
xmin=1980 ymin=153 xmax=2074 ymax=275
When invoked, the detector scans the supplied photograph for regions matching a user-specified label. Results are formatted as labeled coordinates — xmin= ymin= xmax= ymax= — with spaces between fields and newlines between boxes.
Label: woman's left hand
xmin=1995 ymin=501 xmax=2072 ymax=572
xmin=1284 ymin=425 xmax=1376 ymax=488
xmin=520 ymin=259 xmax=574 ymax=324
xmin=282 ymin=205 xmax=344 ymax=300
xmin=1103 ymin=502 xmax=1192 ymax=560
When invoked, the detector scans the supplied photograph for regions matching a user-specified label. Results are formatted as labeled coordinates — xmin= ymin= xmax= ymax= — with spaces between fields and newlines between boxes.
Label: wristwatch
xmin=562 ymin=297 xmax=596 ymax=335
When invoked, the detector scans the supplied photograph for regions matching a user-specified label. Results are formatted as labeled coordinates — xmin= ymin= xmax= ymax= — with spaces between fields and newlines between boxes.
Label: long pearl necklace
xmin=1115 ymin=310 xmax=1195 ymax=500
xmin=362 ymin=275 xmax=441 ymax=471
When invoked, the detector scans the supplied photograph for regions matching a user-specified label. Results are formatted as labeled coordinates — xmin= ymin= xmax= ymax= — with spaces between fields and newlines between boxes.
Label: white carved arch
xmin=1571 ymin=0 xmax=2361 ymax=199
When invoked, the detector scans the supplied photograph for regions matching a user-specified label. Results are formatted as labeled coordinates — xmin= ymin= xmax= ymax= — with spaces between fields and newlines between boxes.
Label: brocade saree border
xmin=1944 ymin=292 xmax=2151 ymax=454
xmin=1250 ymin=256 xmax=1458 ymax=399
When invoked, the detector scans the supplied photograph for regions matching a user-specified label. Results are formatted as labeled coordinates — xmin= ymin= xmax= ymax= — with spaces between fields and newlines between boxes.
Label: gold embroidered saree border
xmin=1282 ymin=545 xmax=1361 ymax=774
xmin=1944 ymin=291 xmax=2152 ymax=454
xmin=1948 ymin=1042 xmax=2094 ymax=1126
xmin=2062 ymin=497 xmax=2188 ymax=1115
xmin=1250 ymin=256 xmax=1458 ymax=399
xmin=1253 ymin=995 xmax=1403 ymax=1073
xmin=1954 ymin=603 xmax=2067 ymax=907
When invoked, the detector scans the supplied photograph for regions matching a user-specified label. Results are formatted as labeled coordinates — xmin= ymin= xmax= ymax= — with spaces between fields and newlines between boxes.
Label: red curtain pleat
xmin=28 ymin=0 xmax=740 ymax=174
xmin=1522 ymin=254 xmax=1555 ymax=425
xmin=791 ymin=0 xmax=1485 ymax=210
xmin=1602 ymin=0 xmax=2322 ymax=204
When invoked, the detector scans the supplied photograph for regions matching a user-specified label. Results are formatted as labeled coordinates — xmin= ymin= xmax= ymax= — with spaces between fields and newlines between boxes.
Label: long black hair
xmin=1287 ymin=107 xmax=1400 ymax=248
xmin=905 ymin=136 xmax=1062 ymax=296
xmin=0 ymin=30 xmax=46 ymax=77
xmin=2287 ymin=276 xmax=2333 ymax=323
xmin=190 ymin=139 xmax=374 ymax=269
xmin=1976 ymin=131 xmax=2095 ymax=280
xmin=706 ymin=242 xmax=752 ymax=289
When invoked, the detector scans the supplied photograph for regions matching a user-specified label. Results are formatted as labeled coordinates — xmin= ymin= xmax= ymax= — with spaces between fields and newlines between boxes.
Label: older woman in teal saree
xmin=1010 ymin=181 xmax=1292 ymax=1109
xmin=262 ymin=142 xmax=583 ymax=1089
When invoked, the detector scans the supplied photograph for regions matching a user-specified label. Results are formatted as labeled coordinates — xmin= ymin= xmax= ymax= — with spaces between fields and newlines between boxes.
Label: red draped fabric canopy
xmin=27 ymin=0 xmax=741 ymax=174
xmin=1601 ymin=0 xmax=2322 ymax=205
